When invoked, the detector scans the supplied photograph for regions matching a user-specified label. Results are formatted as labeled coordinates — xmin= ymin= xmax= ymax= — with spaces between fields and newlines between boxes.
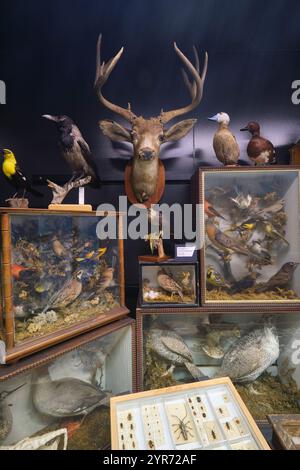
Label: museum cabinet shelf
xmin=0 ymin=316 xmax=136 ymax=450
xmin=191 ymin=166 xmax=300 ymax=308
xmin=0 ymin=208 xmax=129 ymax=363
xmin=136 ymin=306 xmax=300 ymax=421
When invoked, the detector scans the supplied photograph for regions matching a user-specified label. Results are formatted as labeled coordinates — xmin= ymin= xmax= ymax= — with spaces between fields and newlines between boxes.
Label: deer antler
xmin=160 ymin=43 xmax=208 ymax=124
xmin=94 ymin=34 xmax=137 ymax=123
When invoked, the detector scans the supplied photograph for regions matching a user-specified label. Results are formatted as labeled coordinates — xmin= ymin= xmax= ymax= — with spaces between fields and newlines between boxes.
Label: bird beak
xmin=42 ymin=114 xmax=59 ymax=122
xmin=240 ymin=126 xmax=249 ymax=132
xmin=208 ymin=114 xmax=219 ymax=122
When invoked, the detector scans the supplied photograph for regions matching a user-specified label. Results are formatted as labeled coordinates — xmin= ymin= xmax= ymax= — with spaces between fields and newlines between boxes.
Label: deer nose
xmin=139 ymin=148 xmax=155 ymax=161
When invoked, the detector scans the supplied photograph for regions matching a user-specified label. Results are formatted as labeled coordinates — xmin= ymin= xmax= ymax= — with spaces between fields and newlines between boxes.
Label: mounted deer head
xmin=95 ymin=35 xmax=208 ymax=204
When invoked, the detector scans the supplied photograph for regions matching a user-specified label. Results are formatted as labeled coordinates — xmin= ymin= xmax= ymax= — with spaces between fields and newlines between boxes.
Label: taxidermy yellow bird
xmin=2 ymin=149 xmax=42 ymax=197
xmin=208 ymin=112 xmax=240 ymax=166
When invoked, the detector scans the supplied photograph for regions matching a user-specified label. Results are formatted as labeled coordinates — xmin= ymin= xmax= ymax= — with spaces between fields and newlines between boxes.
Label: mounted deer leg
xmin=94 ymin=35 xmax=208 ymax=205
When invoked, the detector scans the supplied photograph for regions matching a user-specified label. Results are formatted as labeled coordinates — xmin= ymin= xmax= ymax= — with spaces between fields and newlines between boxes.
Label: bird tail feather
xmin=185 ymin=362 xmax=206 ymax=380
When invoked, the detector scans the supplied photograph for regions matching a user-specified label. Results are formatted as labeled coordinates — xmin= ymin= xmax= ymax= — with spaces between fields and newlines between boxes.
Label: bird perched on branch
xmin=206 ymin=265 xmax=230 ymax=290
xmin=240 ymin=122 xmax=276 ymax=165
xmin=42 ymin=115 xmax=101 ymax=187
xmin=256 ymin=262 xmax=299 ymax=293
xmin=205 ymin=200 xmax=226 ymax=220
xmin=42 ymin=270 xmax=84 ymax=313
xmin=206 ymin=220 xmax=262 ymax=260
xmin=1 ymin=149 xmax=43 ymax=198
xmin=208 ymin=112 xmax=240 ymax=166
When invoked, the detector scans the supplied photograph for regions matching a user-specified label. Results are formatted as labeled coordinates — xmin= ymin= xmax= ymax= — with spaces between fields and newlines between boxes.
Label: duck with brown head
xmin=240 ymin=121 xmax=276 ymax=165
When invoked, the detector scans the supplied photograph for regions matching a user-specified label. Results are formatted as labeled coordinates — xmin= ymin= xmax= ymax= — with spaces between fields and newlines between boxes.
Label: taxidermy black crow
xmin=42 ymin=115 xmax=101 ymax=188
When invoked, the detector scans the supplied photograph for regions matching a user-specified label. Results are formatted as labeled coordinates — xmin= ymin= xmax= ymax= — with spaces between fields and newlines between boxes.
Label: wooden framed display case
xmin=268 ymin=414 xmax=300 ymax=450
xmin=136 ymin=307 xmax=300 ymax=421
xmin=139 ymin=260 xmax=199 ymax=308
xmin=0 ymin=317 xmax=136 ymax=450
xmin=192 ymin=167 xmax=300 ymax=308
xmin=0 ymin=208 xmax=128 ymax=363
xmin=110 ymin=377 xmax=270 ymax=450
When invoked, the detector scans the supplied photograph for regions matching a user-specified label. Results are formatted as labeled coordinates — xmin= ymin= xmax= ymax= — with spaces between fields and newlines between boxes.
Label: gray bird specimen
xmin=0 ymin=384 xmax=25 ymax=443
xmin=42 ymin=115 xmax=101 ymax=188
xmin=157 ymin=270 xmax=184 ymax=300
xmin=148 ymin=328 xmax=204 ymax=380
xmin=42 ymin=270 xmax=83 ymax=313
xmin=32 ymin=369 xmax=110 ymax=419
xmin=208 ymin=112 xmax=240 ymax=166
xmin=256 ymin=262 xmax=299 ymax=293
xmin=217 ymin=326 xmax=279 ymax=383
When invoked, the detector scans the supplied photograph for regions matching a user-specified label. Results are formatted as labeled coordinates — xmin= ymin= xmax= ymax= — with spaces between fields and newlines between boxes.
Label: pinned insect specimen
xmin=211 ymin=430 xmax=217 ymax=440
xmin=127 ymin=413 xmax=132 ymax=421
xmin=148 ymin=440 xmax=155 ymax=449
xmin=172 ymin=411 xmax=194 ymax=441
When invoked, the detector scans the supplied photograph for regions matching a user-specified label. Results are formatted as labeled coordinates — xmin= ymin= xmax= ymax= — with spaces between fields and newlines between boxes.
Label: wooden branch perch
xmin=47 ymin=176 xmax=92 ymax=204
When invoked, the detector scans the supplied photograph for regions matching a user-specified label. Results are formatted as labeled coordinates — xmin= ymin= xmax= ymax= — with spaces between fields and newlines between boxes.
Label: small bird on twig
xmin=42 ymin=270 xmax=84 ymax=313
xmin=1 ymin=149 xmax=43 ymax=198
xmin=256 ymin=262 xmax=299 ymax=293
xmin=205 ymin=200 xmax=226 ymax=220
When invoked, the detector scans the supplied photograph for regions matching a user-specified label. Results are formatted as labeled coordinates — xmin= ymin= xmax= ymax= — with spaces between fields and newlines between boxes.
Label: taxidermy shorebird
xmin=32 ymin=368 xmax=110 ymax=419
xmin=157 ymin=269 xmax=184 ymax=300
xmin=148 ymin=328 xmax=204 ymax=380
xmin=240 ymin=121 xmax=276 ymax=165
xmin=42 ymin=115 xmax=101 ymax=187
xmin=208 ymin=112 xmax=240 ymax=166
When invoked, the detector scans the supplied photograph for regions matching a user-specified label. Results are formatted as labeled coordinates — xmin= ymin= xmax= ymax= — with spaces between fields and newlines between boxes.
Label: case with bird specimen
xmin=110 ymin=377 xmax=269 ymax=450
xmin=0 ymin=208 xmax=128 ymax=363
xmin=0 ymin=317 xmax=135 ymax=450
xmin=139 ymin=261 xmax=199 ymax=308
xmin=192 ymin=167 xmax=300 ymax=307
xmin=136 ymin=308 xmax=300 ymax=421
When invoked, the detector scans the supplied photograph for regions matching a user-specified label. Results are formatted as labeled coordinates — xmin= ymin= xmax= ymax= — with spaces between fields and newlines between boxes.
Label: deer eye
xmin=158 ymin=134 xmax=164 ymax=143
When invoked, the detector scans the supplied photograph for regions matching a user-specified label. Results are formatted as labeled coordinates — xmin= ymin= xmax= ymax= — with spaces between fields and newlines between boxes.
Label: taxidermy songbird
xmin=256 ymin=262 xmax=299 ymax=293
xmin=42 ymin=115 xmax=101 ymax=187
xmin=205 ymin=200 xmax=226 ymax=220
xmin=240 ymin=121 xmax=276 ymax=165
xmin=208 ymin=112 xmax=240 ymax=166
xmin=1 ymin=149 xmax=43 ymax=198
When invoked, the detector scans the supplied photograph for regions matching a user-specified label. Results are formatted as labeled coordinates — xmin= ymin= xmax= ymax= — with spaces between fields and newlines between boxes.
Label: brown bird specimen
xmin=52 ymin=236 xmax=66 ymax=257
xmin=99 ymin=267 xmax=114 ymax=290
xmin=206 ymin=220 xmax=261 ymax=260
xmin=205 ymin=200 xmax=226 ymax=220
xmin=256 ymin=262 xmax=299 ymax=293
xmin=157 ymin=269 xmax=184 ymax=300
xmin=42 ymin=270 xmax=83 ymax=313
xmin=208 ymin=112 xmax=240 ymax=166
xmin=240 ymin=122 xmax=276 ymax=165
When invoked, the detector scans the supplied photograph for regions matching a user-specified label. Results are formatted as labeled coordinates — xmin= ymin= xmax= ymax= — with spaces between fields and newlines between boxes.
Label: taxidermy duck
xmin=208 ymin=112 xmax=240 ymax=166
xmin=240 ymin=121 xmax=276 ymax=165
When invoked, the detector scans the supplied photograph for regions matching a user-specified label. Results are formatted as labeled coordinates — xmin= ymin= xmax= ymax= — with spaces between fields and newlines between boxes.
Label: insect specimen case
xmin=0 ymin=317 xmax=135 ymax=450
xmin=192 ymin=167 xmax=300 ymax=307
xmin=0 ymin=208 xmax=128 ymax=363
xmin=136 ymin=308 xmax=300 ymax=421
xmin=110 ymin=377 xmax=269 ymax=450
xmin=139 ymin=260 xmax=199 ymax=308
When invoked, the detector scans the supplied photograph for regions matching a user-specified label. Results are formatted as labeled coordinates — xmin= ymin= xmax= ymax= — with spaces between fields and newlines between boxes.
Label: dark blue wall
xmin=0 ymin=0 xmax=300 ymax=295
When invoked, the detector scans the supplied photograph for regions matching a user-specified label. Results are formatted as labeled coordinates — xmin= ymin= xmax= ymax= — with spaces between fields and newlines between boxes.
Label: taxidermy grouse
xmin=42 ymin=115 xmax=101 ymax=187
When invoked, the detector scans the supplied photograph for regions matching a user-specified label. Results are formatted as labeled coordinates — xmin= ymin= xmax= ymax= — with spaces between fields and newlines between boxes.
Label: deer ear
xmin=164 ymin=119 xmax=197 ymax=142
xmin=99 ymin=120 xmax=132 ymax=143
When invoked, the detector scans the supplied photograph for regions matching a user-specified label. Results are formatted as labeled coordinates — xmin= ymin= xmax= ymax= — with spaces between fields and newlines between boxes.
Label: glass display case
xmin=137 ymin=308 xmax=300 ymax=420
xmin=139 ymin=261 xmax=199 ymax=308
xmin=110 ymin=378 xmax=270 ymax=450
xmin=0 ymin=317 xmax=135 ymax=450
xmin=192 ymin=167 xmax=300 ymax=307
xmin=0 ymin=208 xmax=128 ymax=363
